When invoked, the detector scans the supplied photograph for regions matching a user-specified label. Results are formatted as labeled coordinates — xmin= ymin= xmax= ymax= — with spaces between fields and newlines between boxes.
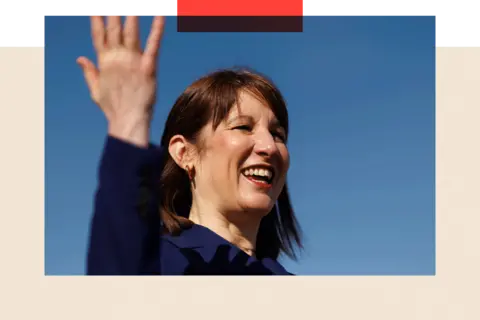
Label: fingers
xmin=91 ymin=16 xmax=164 ymax=54
xmin=106 ymin=16 xmax=122 ymax=47
xmin=90 ymin=16 xmax=105 ymax=52
xmin=123 ymin=16 xmax=140 ymax=50
xmin=77 ymin=56 xmax=99 ymax=98
xmin=144 ymin=17 xmax=165 ymax=59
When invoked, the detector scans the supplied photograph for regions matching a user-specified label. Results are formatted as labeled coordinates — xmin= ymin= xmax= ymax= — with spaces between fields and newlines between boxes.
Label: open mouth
xmin=241 ymin=165 xmax=275 ymax=188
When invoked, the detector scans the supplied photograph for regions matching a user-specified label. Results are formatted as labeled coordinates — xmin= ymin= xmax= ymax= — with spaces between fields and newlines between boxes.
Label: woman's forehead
xmin=228 ymin=92 xmax=277 ymax=119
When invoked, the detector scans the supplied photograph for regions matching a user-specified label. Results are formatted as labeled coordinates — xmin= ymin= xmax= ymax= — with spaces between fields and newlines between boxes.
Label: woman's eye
xmin=273 ymin=131 xmax=286 ymax=142
xmin=234 ymin=125 xmax=251 ymax=131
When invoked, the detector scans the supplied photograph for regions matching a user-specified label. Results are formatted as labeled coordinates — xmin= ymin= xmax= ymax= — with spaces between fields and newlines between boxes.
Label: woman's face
xmin=194 ymin=91 xmax=289 ymax=218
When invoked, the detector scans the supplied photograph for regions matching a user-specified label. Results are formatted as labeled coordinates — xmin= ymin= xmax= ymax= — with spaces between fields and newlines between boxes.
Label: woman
xmin=81 ymin=16 xmax=302 ymax=275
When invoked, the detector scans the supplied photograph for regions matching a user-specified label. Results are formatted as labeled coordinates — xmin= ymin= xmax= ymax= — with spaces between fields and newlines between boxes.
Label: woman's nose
xmin=253 ymin=131 xmax=277 ymax=157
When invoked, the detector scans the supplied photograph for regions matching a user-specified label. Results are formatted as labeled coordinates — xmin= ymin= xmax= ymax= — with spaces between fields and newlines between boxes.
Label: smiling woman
xmin=84 ymin=16 xmax=302 ymax=275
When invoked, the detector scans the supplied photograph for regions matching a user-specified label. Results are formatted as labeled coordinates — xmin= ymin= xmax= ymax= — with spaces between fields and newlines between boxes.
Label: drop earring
xmin=185 ymin=165 xmax=196 ymax=187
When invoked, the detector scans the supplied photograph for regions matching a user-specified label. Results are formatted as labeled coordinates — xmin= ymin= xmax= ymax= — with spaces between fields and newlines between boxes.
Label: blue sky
xmin=45 ymin=16 xmax=435 ymax=275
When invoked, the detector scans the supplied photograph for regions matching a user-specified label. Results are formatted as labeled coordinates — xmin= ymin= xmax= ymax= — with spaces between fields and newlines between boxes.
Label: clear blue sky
xmin=45 ymin=16 xmax=435 ymax=275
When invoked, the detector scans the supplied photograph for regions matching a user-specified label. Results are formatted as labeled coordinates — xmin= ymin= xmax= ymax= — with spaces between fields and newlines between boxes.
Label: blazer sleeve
xmin=86 ymin=135 xmax=164 ymax=275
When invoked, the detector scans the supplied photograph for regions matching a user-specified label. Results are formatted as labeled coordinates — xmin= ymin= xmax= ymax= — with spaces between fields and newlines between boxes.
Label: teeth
xmin=242 ymin=167 xmax=273 ymax=179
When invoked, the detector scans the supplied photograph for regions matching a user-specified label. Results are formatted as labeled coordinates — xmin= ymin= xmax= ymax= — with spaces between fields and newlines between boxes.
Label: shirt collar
xmin=162 ymin=224 xmax=292 ymax=275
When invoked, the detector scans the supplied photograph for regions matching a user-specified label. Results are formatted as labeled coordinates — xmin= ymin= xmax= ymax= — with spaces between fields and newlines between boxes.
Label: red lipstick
xmin=244 ymin=176 xmax=272 ymax=189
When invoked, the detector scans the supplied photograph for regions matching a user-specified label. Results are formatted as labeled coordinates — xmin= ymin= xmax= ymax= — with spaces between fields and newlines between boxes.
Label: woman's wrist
xmin=108 ymin=118 xmax=151 ymax=148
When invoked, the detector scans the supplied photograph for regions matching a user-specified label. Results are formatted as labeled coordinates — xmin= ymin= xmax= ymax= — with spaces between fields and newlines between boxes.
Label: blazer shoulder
xmin=158 ymin=235 xmax=191 ymax=275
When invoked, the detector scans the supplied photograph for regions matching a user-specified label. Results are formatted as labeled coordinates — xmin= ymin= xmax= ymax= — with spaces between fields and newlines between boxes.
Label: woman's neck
xmin=189 ymin=201 xmax=261 ymax=256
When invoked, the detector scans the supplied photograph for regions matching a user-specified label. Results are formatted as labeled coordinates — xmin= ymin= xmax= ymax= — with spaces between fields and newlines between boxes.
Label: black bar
xmin=440 ymin=8 xmax=480 ymax=40
xmin=177 ymin=16 xmax=303 ymax=32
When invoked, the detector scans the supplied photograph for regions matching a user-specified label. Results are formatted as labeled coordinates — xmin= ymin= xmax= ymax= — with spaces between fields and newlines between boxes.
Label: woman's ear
xmin=168 ymin=134 xmax=191 ymax=168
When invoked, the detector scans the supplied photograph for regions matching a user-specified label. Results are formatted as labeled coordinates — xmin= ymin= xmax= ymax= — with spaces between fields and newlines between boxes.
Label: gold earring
xmin=185 ymin=165 xmax=194 ymax=181
xmin=185 ymin=165 xmax=196 ymax=188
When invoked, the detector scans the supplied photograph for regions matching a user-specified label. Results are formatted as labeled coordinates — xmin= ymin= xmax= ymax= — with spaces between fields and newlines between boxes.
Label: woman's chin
xmin=239 ymin=196 xmax=276 ymax=215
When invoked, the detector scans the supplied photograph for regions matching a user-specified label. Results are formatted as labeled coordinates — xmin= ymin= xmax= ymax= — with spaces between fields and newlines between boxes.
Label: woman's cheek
xmin=226 ymin=134 xmax=245 ymax=148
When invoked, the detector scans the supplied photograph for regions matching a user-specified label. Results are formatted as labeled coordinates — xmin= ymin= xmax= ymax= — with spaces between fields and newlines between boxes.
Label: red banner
xmin=177 ymin=0 xmax=303 ymax=16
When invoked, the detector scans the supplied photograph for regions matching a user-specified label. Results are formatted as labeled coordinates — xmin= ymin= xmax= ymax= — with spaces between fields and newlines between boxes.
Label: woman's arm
xmin=78 ymin=16 xmax=166 ymax=275
xmin=87 ymin=136 xmax=164 ymax=275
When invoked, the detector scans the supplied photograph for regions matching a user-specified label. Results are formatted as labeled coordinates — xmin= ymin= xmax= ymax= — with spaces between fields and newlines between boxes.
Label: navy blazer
xmin=87 ymin=136 xmax=292 ymax=275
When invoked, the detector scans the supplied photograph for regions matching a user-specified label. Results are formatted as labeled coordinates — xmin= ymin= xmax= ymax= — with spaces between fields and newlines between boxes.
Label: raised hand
xmin=77 ymin=16 xmax=165 ymax=147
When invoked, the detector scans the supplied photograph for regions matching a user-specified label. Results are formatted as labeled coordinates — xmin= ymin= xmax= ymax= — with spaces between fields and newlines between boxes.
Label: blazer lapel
xmin=162 ymin=224 xmax=292 ymax=275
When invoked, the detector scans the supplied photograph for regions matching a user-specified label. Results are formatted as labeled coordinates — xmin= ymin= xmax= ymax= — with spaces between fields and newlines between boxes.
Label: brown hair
xmin=159 ymin=68 xmax=302 ymax=260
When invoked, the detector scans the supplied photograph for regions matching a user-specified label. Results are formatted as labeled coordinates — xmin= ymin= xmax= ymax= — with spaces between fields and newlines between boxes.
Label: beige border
xmin=0 ymin=47 xmax=478 ymax=319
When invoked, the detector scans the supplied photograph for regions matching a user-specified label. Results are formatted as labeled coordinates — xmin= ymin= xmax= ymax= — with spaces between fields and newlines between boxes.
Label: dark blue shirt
xmin=87 ymin=136 xmax=292 ymax=275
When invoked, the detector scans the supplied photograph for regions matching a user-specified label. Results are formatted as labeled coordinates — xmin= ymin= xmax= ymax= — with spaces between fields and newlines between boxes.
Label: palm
xmin=98 ymin=48 xmax=149 ymax=75
xmin=77 ymin=16 xmax=165 ymax=119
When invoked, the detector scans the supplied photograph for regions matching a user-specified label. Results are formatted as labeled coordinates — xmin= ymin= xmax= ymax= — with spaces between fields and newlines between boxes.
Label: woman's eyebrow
xmin=226 ymin=115 xmax=254 ymax=125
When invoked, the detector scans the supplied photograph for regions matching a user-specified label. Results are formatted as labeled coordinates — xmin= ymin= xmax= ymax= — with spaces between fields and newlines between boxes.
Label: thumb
xmin=76 ymin=56 xmax=99 ymax=96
